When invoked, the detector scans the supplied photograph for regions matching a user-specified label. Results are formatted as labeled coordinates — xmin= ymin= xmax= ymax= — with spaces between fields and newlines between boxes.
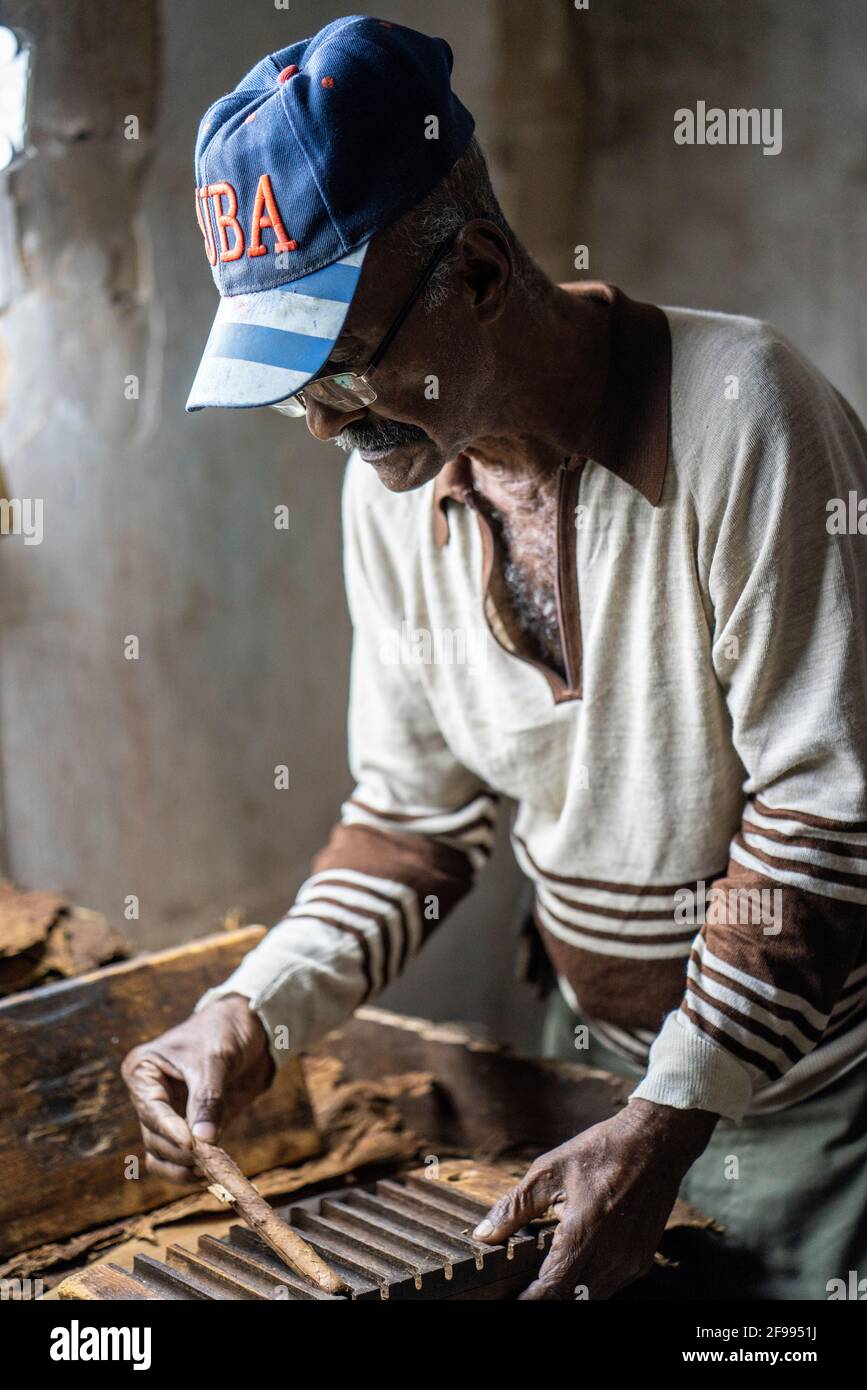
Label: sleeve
xmin=629 ymin=335 xmax=867 ymax=1123
xmin=195 ymin=456 xmax=497 ymax=1062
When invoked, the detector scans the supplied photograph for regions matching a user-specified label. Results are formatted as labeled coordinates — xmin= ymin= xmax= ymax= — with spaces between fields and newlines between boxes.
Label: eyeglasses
xmin=270 ymin=234 xmax=457 ymax=418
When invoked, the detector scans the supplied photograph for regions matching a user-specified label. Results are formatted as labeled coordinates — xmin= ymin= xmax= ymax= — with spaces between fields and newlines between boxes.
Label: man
xmin=123 ymin=16 xmax=867 ymax=1300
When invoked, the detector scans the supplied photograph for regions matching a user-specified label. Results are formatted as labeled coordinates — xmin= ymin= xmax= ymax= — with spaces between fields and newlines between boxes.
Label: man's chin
xmin=357 ymin=442 xmax=444 ymax=492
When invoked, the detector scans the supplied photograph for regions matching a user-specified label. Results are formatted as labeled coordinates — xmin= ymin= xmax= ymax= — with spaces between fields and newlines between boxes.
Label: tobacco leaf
xmin=40 ymin=907 xmax=130 ymax=978
xmin=0 ymin=880 xmax=69 ymax=958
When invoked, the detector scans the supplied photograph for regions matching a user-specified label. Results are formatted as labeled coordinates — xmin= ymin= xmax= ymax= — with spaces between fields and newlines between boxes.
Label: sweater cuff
xmin=193 ymin=915 xmax=367 ymax=1068
xmin=627 ymin=1010 xmax=754 ymax=1123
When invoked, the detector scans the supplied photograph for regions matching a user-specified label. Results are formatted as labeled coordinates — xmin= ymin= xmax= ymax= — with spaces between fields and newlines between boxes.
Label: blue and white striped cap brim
xmin=185 ymin=242 xmax=369 ymax=411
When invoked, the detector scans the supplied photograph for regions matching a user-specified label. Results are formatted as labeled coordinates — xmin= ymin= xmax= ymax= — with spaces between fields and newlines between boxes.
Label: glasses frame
xmin=271 ymin=232 xmax=458 ymax=417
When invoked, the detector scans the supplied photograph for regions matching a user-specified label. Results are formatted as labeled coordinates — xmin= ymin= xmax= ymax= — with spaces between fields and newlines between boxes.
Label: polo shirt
xmin=197 ymin=282 xmax=867 ymax=1124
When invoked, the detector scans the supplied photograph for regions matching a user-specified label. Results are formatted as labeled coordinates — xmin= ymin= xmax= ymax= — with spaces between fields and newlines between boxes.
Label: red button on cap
xmin=277 ymin=64 xmax=299 ymax=83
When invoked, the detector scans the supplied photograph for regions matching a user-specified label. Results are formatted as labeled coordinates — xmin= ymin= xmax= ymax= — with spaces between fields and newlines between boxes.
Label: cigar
xmin=192 ymin=1137 xmax=347 ymax=1295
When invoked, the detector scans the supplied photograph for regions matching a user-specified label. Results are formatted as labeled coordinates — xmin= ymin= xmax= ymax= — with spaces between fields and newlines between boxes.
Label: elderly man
xmin=123 ymin=16 xmax=867 ymax=1300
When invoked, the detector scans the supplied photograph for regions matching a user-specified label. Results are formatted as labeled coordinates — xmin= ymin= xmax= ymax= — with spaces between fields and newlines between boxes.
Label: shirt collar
xmin=432 ymin=281 xmax=671 ymax=549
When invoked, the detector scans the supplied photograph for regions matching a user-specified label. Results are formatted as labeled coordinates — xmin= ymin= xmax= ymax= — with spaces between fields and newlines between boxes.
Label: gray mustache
xmin=333 ymin=418 xmax=429 ymax=453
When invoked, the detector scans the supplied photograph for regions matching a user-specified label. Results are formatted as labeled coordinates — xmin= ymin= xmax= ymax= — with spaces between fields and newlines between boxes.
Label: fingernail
xmin=473 ymin=1220 xmax=494 ymax=1240
xmin=192 ymin=1121 xmax=216 ymax=1141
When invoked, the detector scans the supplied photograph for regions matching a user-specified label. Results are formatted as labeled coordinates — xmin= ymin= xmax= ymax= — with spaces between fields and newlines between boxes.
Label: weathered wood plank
xmin=55 ymin=1263 xmax=163 ymax=1301
xmin=0 ymin=928 xmax=320 ymax=1257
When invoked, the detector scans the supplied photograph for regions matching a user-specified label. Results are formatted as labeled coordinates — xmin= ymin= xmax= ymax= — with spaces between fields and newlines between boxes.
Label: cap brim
xmin=185 ymin=242 xmax=369 ymax=411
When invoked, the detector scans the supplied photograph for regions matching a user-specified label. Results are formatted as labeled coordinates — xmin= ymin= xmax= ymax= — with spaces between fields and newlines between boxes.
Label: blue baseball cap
xmin=186 ymin=15 xmax=475 ymax=412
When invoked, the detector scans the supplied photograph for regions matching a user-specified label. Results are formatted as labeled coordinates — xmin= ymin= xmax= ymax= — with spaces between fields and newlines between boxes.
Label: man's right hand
xmin=121 ymin=993 xmax=275 ymax=1185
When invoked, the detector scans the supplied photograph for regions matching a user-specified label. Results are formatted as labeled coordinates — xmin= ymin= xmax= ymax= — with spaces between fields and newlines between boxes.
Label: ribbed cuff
xmin=628 ymin=1010 xmax=754 ymax=1123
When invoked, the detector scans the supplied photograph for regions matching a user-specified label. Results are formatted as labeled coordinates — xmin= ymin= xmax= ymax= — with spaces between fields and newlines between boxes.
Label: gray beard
xmin=501 ymin=554 xmax=562 ymax=656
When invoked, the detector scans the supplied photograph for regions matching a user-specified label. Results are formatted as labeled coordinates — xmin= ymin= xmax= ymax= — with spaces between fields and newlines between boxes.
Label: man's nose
xmin=304 ymin=398 xmax=368 ymax=441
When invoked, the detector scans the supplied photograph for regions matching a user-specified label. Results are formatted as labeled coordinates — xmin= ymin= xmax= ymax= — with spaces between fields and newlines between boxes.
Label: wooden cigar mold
xmin=58 ymin=1164 xmax=556 ymax=1301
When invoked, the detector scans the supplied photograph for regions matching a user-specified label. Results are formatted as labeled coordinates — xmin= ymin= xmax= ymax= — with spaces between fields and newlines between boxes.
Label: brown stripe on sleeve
xmin=297 ymin=913 xmax=375 ymax=1000
xmin=688 ymin=947 xmax=824 ymax=1042
xmin=742 ymin=819 xmax=867 ymax=863
xmin=703 ymin=858 xmax=866 ymax=1015
xmin=301 ymin=894 xmax=394 ymax=979
xmin=732 ymin=832 xmax=867 ymax=892
xmin=305 ymin=876 xmax=414 ymax=973
xmin=678 ymin=1002 xmax=782 ymax=1080
xmin=752 ymin=799 xmax=867 ymax=834
xmin=312 ymin=821 xmax=476 ymax=922
xmin=684 ymin=976 xmax=806 ymax=1069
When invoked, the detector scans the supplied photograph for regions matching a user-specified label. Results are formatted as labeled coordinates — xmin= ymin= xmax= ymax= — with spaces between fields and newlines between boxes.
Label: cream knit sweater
xmin=198 ymin=286 xmax=867 ymax=1124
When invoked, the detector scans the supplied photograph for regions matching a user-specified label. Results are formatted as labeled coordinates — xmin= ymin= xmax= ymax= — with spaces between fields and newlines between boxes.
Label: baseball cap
xmin=186 ymin=15 xmax=475 ymax=412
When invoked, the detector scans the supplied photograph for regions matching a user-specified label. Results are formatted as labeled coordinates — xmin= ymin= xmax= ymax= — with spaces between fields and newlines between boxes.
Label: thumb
xmin=472 ymin=1169 xmax=554 ymax=1244
xmin=187 ymin=1053 xmax=229 ymax=1142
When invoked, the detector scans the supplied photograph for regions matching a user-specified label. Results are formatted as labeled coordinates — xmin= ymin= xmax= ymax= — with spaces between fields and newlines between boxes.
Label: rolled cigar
xmin=192 ymin=1137 xmax=347 ymax=1295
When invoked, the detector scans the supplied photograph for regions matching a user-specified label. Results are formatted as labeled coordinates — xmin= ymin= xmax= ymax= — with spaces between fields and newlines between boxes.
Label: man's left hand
xmin=472 ymin=1099 xmax=719 ymax=1300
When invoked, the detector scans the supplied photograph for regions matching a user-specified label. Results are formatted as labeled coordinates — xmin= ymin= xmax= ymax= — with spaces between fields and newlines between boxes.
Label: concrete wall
xmin=575 ymin=0 xmax=866 ymax=414
xmin=0 ymin=1 xmax=862 ymax=1052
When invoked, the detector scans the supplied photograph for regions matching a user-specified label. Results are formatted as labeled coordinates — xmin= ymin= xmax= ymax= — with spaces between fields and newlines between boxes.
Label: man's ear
xmin=455 ymin=220 xmax=512 ymax=326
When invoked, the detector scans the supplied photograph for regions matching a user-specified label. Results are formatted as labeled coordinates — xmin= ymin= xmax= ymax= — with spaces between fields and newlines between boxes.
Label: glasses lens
xmin=269 ymin=394 xmax=308 ymax=418
xmin=305 ymin=372 xmax=377 ymax=412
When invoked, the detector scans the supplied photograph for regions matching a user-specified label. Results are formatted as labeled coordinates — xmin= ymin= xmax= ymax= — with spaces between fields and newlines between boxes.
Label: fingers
xmin=144 ymin=1150 xmax=200 ymax=1187
xmin=518 ymin=1218 xmax=587 ymax=1300
xmin=517 ymin=1215 xmax=639 ymax=1300
xmin=123 ymin=1053 xmax=193 ymax=1156
xmin=472 ymin=1167 xmax=557 ymax=1244
xmin=140 ymin=1124 xmax=196 ymax=1170
xmin=122 ymin=1024 xmax=236 ymax=1183
xmin=517 ymin=1279 xmax=580 ymax=1301
xmin=186 ymin=1053 xmax=229 ymax=1142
